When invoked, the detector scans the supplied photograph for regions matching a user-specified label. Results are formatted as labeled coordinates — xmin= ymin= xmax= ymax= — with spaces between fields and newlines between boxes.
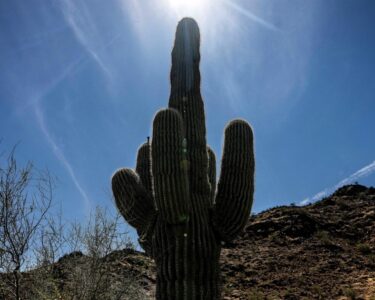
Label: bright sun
xmin=167 ymin=0 xmax=209 ymax=15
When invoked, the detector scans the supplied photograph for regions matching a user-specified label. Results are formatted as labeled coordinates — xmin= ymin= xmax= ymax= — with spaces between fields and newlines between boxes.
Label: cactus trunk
xmin=112 ymin=18 xmax=255 ymax=299
xmin=153 ymin=203 xmax=221 ymax=299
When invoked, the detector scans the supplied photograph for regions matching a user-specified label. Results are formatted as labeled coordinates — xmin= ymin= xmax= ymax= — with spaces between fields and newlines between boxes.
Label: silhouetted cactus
xmin=112 ymin=18 xmax=255 ymax=299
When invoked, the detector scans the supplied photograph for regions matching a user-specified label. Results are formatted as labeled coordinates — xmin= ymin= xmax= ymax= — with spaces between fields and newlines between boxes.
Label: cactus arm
xmin=135 ymin=140 xmax=153 ymax=196
xmin=168 ymin=18 xmax=210 ymax=197
xmin=213 ymin=120 xmax=255 ymax=242
xmin=152 ymin=108 xmax=190 ymax=224
xmin=207 ymin=146 xmax=216 ymax=204
xmin=111 ymin=168 xmax=156 ymax=235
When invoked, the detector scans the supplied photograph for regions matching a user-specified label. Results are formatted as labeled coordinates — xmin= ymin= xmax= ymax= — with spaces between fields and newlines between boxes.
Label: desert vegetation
xmin=0 ymin=147 xmax=146 ymax=299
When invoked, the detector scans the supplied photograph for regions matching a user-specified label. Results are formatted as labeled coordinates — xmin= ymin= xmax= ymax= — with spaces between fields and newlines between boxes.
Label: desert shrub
xmin=248 ymin=289 xmax=266 ymax=300
xmin=368 ymin=254 xmax=375 ymax=266
xmin=315 ymin=230 xmax=332 ymax=246
xmin=311 ymin=285 xmax=324 ymax=299
xmin=0 ymin=147 xmax=54 ymax=299
xmin=0 ymin=147 xmax=146 ymax=299
xmin=30 ymin=206 xmax=147 ymax=300
xmin=343 ymin=287 xmax=357 ymax=300
xmin=356 ymin=243 xmax=372 ymax=255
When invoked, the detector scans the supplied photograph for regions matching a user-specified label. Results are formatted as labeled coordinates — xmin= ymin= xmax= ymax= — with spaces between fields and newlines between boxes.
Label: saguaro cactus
xmin=112 ymin=18 xmax=254 ymax=299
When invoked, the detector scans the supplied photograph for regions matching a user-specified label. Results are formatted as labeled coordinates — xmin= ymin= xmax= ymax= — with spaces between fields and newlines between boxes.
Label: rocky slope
xmin=220 ymin=184 xmax=375 ymax=299
xmin=2 ymin=184 xmax=374 ymax=299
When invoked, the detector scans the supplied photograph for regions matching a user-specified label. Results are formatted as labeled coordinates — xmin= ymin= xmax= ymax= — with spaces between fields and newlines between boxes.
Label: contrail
xmin=60 ymin=0 xmax=121 ymax=78
xmin=16 ymin=10 xmax=120 ymax=211
xmin=34 ymin=104 xmax=91 ymax=212
xmin=220 ymin=0 xmax=281 ymax=32
xmin=300 ymin=160 xmax=375 ymax=205
xmin=16 ymin=56 xmax=83 ymax=116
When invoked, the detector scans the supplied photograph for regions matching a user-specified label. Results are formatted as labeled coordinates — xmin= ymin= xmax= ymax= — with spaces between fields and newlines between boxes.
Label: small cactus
xmin=112 ymin=17 xmax=255 ymax=299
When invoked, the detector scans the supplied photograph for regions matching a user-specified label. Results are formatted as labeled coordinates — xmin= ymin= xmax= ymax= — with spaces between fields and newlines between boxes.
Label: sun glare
xmin=167 ymin=0 xmax=209 ymax=16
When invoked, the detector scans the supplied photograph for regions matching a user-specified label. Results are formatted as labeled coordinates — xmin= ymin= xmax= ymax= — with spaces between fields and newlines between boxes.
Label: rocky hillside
xmin=2 ymin=184 xmax=374 ymax=299
xmin=220 ymin=184 xmax=375 ymax=299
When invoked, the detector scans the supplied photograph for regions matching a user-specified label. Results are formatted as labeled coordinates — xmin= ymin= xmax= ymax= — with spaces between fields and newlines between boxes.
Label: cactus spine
xmin=112 ymin=18 xmax=255 ymax=299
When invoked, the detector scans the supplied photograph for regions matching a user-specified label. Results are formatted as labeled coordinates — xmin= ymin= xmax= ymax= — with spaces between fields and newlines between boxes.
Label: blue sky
xmin=1 ymin=1 xmax=375 ymax=244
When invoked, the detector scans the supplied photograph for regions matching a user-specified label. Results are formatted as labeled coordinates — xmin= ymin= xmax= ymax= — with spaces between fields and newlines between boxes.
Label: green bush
xmin=356 ymin=243 xmax=372 ymax=255
xmin=343 ymin=287 xmax=357 ymax=300
xmin=315 ymin=231 xmax=332 ymax=246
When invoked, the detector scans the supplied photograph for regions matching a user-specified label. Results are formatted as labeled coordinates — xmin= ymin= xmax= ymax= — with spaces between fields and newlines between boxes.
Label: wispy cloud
xmin=34 ymin=103 xmax=91 ymax=212
xmin=60 ymin=0 xmax=120 ymax=79
xmin=15 ymin=56 xmax=83 ymax=116
xmin=61 ymin=0 xmax=105 ymax=72
xmin=300 ymin=160 xmax=375 ymax=205
xmin=16 ymin=52 xmax=92 ymax=213
xmin=220 ymin=0 xmax=281 ymax=32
